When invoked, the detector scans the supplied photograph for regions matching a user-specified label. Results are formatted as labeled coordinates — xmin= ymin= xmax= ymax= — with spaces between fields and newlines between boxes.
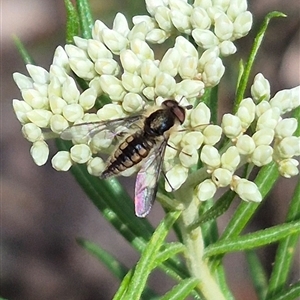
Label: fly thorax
xmin=145 ymin=109 xmax=175 ymax=136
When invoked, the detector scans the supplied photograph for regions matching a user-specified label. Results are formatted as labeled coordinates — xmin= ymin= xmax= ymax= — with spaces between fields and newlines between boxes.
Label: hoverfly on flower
xmin=61 ymin=99 xmax=192 ymax=217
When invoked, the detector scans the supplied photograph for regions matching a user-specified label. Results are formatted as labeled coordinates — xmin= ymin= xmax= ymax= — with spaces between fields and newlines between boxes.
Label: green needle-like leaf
xmin=76 ymin=0 xmax=93 ymax=38
xmin=121 ymin=211 xmax=181 ymax=300
xmin=13 ymin=36 xmax=35 ymax=65
xmin=64 ymin=0 xmax=80 ymax=43
xmin=268 ymin=281 xmax=300 ymax=300
xmin=160 ymin=278 xmax=199 ymax=300
xmin=204 ymin=220 xmax=300 ymax=257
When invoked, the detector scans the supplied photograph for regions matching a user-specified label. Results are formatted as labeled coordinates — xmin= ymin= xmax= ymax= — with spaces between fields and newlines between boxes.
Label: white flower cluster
xmin=195 ymin=73 xmax=300 ymax=203
xmin=143 ymin=0 xmax=252 ymax=56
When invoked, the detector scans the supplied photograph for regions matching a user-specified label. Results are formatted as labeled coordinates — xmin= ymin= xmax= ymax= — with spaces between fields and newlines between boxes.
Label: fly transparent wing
xmin=134 ymin=138 xmax=168 ymax=217
xmin=60 ymin=115 xmax=144 ymax=144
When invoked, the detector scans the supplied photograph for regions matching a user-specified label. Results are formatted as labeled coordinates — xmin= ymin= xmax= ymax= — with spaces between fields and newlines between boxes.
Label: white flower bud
xmin=255 ymin=100 xmax=271 ymax=118
xmin=50 ymin=114 xmax=69 ymax=134
xmin=195 ymin=179 xmax=217 ymax=201
xmin=231 ymin=176 xmax=262 ymax=203
xmin=194 ymin=0 xmax=212 ymax=10
xmin=154 ymin=6 xmax=173 ymax=32
xmin=132 ymin=15 xmax=156 ymax=30
xmin=65 ymin=44 xmax=88 ymax=59
xmin=164 ymin=142 xmax=178 ymax=161
xmin=62 ymin=104 xmax=84 ymax=123
xmin=73 ymin=36 xmax=89 ymax=50
xmin=169 ymin=0 xmax=193 ymax=14
xmin=89 ymin=77 xmax=104 ymax=96
xmin=192 ymin=29 xmax=219 ymax=49
xmin=143 ymin=86 xmax=156 ymax=100
xmin=87 ymin=39 xmax=113 ymax=62
xmin=278 ymin=159 xmax=299 ymax=178
xmin=175 ymin=79 xmax=205 ymax=98
xmin=155 ymin=72 xmax=176 ymax=97
xmin=21 ymin=89 xmax=48 ymax=109
xmin=221 ymin=146 xmax=240 ymax=171
xmin=90 ymin=130 xmax=114 ymax=152
xmin=251 ymin=145 xmax=273 ymax=166
xmin=178 ymin=56 xmax=198 ymax=79
xmin=49 ymin=96 xmax=67 ymax=114
xmin=251 ymin=73 xmax=271 ymax=102
xmin=101 ymin=28 xmax=128 ymax=55
xmin=69 ymin=57 xmax=97 ymax=81
xmin=212 ymin=168 xmax=232 ymax=187
xmin=276 ymin=136 xmax=300 ymax=158
xmin=141 ymin=59 xmax=160 ymax=86
xmin=170 ymin=9 xmax=191 ymax=34
xmin=112 ymin=13 xmax=130 ymax=37
xmin=169 ymin=131 xmax=185 ymax=146
xmin=160 ymin=48 xmax=180 ymax=77
xmin=122 ymin=72 xmax=145 ymax=93
xmin=219 ymin=40 xmax=237 ymax=56
xmin=22 ymin=123 xmax=43 ymax=142
xmin=146 ymin=28 xmax=169 ymax=44
xmin=252 ymin=128 xmax=275 ymax=146
xmin=146 ymin=0 xmax=167 ymax=15
xmin=165 ymin=165 xmax=188 ymax=192
xmin=175 ymin=36 xmax=198 ymax=58
xmin=82 ymin=113 xmax=100 ymax=122
xmin=130 ymin=39 xmax=155 ymax=61
xmin=226 ymin=0 xmax=248 ymax=19
xmin=206 ymin=6 xmax=223 ymax=21
xmin=97 ymin=103 xmax=125 ymax=120
xmin=79 ymin=88 xmax=97 ymax=111
xmin=190 ymin=102 xmax=211 ymax=128
xmin=48 ymin=77 xmax=62 ymax=98
xmin=52 ymin=46 xmax=70 ymax=70
xmin=275 ymin=118 xmax=298 ymax=139
xmin=12 ymin=99 xmax=33 ymax=124
xmin=70 ymin=144 xmax=92 ymax=164
xmin=92 ymin=20 xmax=108 ymax=42
xmin=30 ymin=141 xmax=49 ymax=166
xmin=87 ymin=157 xmax=106 ymax=176
xmin=13 ymin=72 xmax=33 ymax=90
xmin=202 ymin=57 xmax=225 ymax=87
xmin=236 ymin=134 xmax=255 ymax=155
xmin=27 ymin=109 xmax=53 ymax=128
xmin=49 ymin=65 xmax=68 ymax=84
xmin=200 ymin=145 xmax=220 ymax=169
xmin=214 ymin=13 xmax=233 ymax=40
xmin=99 ymin=75 xmax=126 ymax=101
xmin=256 ymin=107 xmax=281 ymax=130
xmin=62 ymin=76 xmax=80 ymax=104
xmin=179 ymin=145 xmax=199 ymax=167
xmin=180 ymin=131 xmax=204 ymax=149
xmin=290 ymin=86 xmax=300 ymax=110
xmin=95 ymin=58 xmax=120 ymax=76
xmin=26 ymin=64 xmax=49 ymax=85
xmin=233 ymin=11 xmax=252 ymax=39
xmin=221 ymin=114 xmax=243 ymax=139
xmin=203 ymin=125 xmax=222 ymax=145
xmin=190 ymin=7 xmax=211 ymax=30
xmin=120 ymin=49 xmax=141 ymax=74
xmin=122 ymin=93 xmax=145 ymax=113
xmin=51 ymin=151 xmax=73 ymax=171
xmin=33 ymin=83 xmax=48 ymax=97
xmin=198 ymin=47 xmax=220 ymax=70
xmin=236 ymin=97 xmax=255 ymax=129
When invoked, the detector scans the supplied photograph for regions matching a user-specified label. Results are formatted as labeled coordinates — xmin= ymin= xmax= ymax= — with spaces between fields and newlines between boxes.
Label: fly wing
xmin=60 ymin=115 xmax=144 ymax=144
xmin=134 ymin=138 xmax=168 ymax=217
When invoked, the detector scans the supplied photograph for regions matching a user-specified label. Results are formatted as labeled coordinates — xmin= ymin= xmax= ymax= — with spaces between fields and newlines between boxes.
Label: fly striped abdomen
xmin=100 ymin=133 xmax=155 ymax=179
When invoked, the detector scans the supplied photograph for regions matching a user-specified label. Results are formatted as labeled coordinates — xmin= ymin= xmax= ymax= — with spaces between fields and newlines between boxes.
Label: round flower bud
xmin=94 ymin=58 xmax=120 ymax=76
xmin=165 ymin=165 xmax=189 ymax=192
xmin=87 ymin=157 xmax=106 ymax=176
xmin=221 ymin=146 xmax=240 ymax=172
xmin=203 ymin=125 xmax=222 ymax=145
xmin=13 ymin=72 xmax=33 ymax=90
xmin=190 ymin=7 xmax=211 ymax=30
xmin=175 ymin=36 xmax=198 ymax=58
xmin=212 ymin=168 xmax=232 ymax=187
xmin=276 ymin=136 xmax=300 ymax=158
xmin=180 ymin=131 xmax=204 ymax=149
xmin=178 ymin=56 xmax=198 ymax=79
xmin=198 ymin=47 xmax=220 ymax=70
xmin=252 ymin=128 xmax=274 ymax=146
xmin=48 ymin=77 xmax=62 ymax=98
xmin=155 ymin=72 xmax=176 ymax=97
xmin=122 ymin=72 xmax=145 ymax=93
xmin=70 ymin=144 xmax=92 ymax=164
xmin=26 ymin=64 xmax=49 ymax=85
xmin=130 ymin=38 xmax=155 ymax=61
xmin=256 ymin=107 xmax=281 ymax=130
xmin=120 ymin=49 xmax=141 ymax=74
xmin=251 ymin=73 xmax=270 ymax=102
xmin=275 ymin=118 xmax=297 ymax=139
xmin=87 ymin=39 xmax=113 ymax=62
xmin=175 ymin=79 xmax=205 ymax=98
xmin=12 ymin=99 xmax=33 ymax=124
xmin=221 ymin=114 xmax=242 ymax=139
xmin=62 ymin=104 xmax=84 ymax=123
xmin=179 ymin=145 xmax=199 ymax=168
xmin=122 ymin=93 xmax=145 ymax=113
xmin=99 ymin=75 xmax=126 ymax=101
xmin=30 ymin=140 xmax=49 ymax=166
xmin=170 ymin=9 xmax=191 ymax=34
xmin=79 ymin=88 xmax=97 ymax=111
xmin=27 ymin=109 xmax=53 ymax=128
xmin=146 ymin=28 xmax=169 ymax=44
xmin=236 ymin=134 xmax=255 ymax=155
xmin=219 ymin=40 xmax=237 ymax=56
xmin=97 ymin=103 xmax=125 ymax=120
xmin=22 ymin=123 xmax=43 ymax=142
xmin=231 ymin=176 xmax=262 ymax=203
xmin=154 ymin=6 xmax=173 ymax=32
xmin=90 ymin=130 xmax=114 ymax=152
xmin=236 ymin=97 xmax=255 ymax=129
xmin=200 ymin=145 xmax=221 ymax=170
xmin=255 ymin=100 xmax=271 ymax=118
xmin=69 ymin=57 xmax=97 ymax=81
xmin=49 ymin=96 xmax=67 ymax=114
xmin=278 ymin=159 xmax=299 ymax=178
xmin=51 ymin=151 xmax=73 ymax=171
xmin=233 ymin=11 xmax=253 ymax=39
xmin=251 ymin=145 xmax=273 ymax=166
xmin=62 ymin=76 xmax=80 ymax=104
xmin=52 ymin=46 xmax=70 ymax=71
xmin=195 ymin=179 xmax=217 ymax=201
xmin=190 ymin=102 xmax=211 ymax=128
xmin=141 ymin=59 xmax=160 ymax=86
xmin=269 ymin=88 xmax=293 ymax=114
xmin=202 ymin=57 xmax=225 ymax=87
xmin=192 ymin=29 xmax=219 ymax=49
xmin=21 ymin=89 xmax=48 ymax=109
xmin=159 ymin=48 xmax=180 ymax=77
xmin=102 ymin=28 xmax=128 ymax=55
xmin=214 ymin=13 xmax=233 ymax=41
xmin=112 ymin=13 xmax=130 ymax=37
xmin=50 ymin=114 xmax=69 ymax=134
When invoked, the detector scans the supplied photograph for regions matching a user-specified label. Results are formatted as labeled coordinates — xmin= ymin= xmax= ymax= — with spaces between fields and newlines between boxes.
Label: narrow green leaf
xmin=234 ymin=11 xmax=286 ymax=112
xmin=160 ymin=278 xmax=199 ymax=300
xmin=64 ymin=0 xmax=80 ymax=43
xmin=13 ymin=36 xmax=35 ymax=65
xmin=76 ymin=0 xmax=93 ymax=38
xmin=293 ymin=106 xmax=300 ymax=137
xmin=113 ymin=270 xmax=133 ymax=300
xmin=268 ymin=281 xmax=300 ymax=300
xmin=204 ymin=220 xmax=300 ymax=257
xmin=122 ymin=211 xmax=181 ymax=300
xmin=213 ymin=265 xmax=235 ymax=300
xmin=202 ymin=86 xmax=219 ymax=124
xmin=266 ymin=181 xmax=300 ymax=298
xmin=246 ymin=250 xmax=268 ymax=300
xmin=154 ymin=242 xmax=185 ymax=268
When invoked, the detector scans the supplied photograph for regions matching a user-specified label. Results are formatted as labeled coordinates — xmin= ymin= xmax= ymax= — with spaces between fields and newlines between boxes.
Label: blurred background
xmin=1 ymin=0 xmax=299 ymax=299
